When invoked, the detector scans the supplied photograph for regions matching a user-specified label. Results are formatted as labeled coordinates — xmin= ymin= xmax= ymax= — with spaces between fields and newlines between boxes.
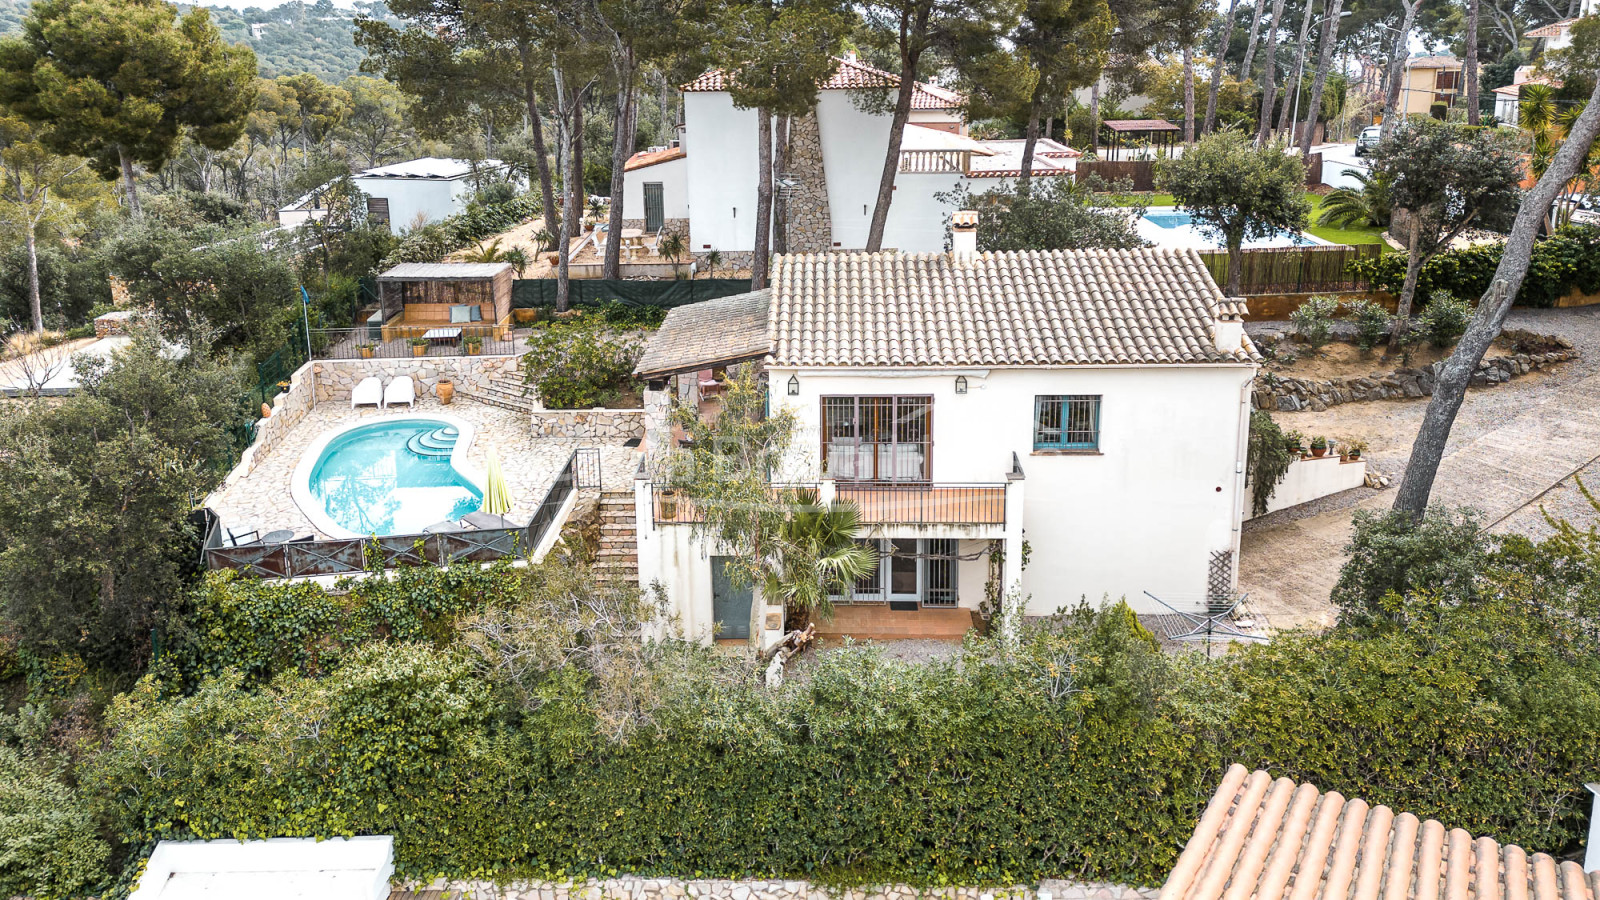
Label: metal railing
xmin=206 ymin=450 xmax=584 ymax=578
xmin=308 ymin=323 xmax=523 ymax=360
xmin=899 ymin=149 xmax=971 ymax=173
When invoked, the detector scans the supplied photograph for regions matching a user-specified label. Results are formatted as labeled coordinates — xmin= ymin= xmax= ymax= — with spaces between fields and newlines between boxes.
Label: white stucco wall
xmin=621 ymin=157 xmax=689 ymax=224
xmin=1250 ymin=454 xmax=1367 ymax=518
xmin=815 ymin=91 xmax=960 ymax=253
xmin=351 ymin=176 xmax=461 ymax=234
xmin=766 ymin=364 xmax=1256 ymax=615
xmin=683 ymin=93 xmax=761 ymax=254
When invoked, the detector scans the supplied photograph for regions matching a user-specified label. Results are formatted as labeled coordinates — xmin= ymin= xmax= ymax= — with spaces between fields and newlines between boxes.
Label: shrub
xmin=1289 ymin=295 xmax=1340 ymax=349
xmin=1416 ymin=291 xmax=1473 ymax=347
xmin=1342 ymin=298 xmax=1395 ymax=350
xmin=1347 ymin=225 xmax=1600 ymax=308
xmin=1331 ymin=507 xmax=1488 ymax=625
xmin=577 ymin=299 xmax=668 ymax=328
xmin=1246 ymin=410 xmax=1293 ymax=516
xmin=522 ymin=316 xmax=645 ymax=409
xmin=384 ymin=193 xmax=544 ymax=267
xmin=0 ymin=745 xmax=109 ymax=899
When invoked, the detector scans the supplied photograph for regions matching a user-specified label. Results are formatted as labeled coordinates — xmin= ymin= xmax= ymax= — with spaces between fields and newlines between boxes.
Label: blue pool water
xmin=308 ymin=420 xmax=482 ymax=536
xmin=1142 ymin=209 xmax=1321 ymax=247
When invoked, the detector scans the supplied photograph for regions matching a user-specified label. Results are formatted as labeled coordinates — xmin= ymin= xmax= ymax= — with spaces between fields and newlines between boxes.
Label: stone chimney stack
xmin=951 ymin=209 xmax=979 ymax=262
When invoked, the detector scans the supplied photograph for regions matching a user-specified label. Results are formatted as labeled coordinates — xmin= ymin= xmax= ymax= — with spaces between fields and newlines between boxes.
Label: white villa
xmin=278 ymin=157 xmax=524 ymax=234
xmin=618 ymin=53 xmax=1079 ymax=263
xmin=1494 ymin=0 xmax=1597 ymax=125
xmin=630 ymin=216 xmax=1258 ymax=646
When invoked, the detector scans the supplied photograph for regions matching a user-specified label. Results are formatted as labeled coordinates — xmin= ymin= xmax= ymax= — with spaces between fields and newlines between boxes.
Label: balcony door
xmin=821 ymin=395 xmax=931 ymax=482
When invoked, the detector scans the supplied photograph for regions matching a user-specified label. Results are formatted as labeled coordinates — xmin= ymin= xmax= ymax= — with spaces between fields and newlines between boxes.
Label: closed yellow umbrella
xmin=482 ymin=446 xmax=512 ymax=516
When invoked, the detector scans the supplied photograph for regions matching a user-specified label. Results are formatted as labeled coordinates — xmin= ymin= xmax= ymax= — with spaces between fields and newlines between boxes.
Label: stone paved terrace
xmin=206 ymin=396 xmax=640 ymax=540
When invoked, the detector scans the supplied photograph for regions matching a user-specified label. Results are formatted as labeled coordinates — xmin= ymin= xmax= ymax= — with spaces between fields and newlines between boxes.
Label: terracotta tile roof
xmin=1526 ymin=17 xmax=1575 ymax=37
xmin=624 ymin=146 xmax=686 ymax=172
xmin=635 ymin=290 xmax=772 ymax=378
xmin=769 ymin=248 xmax=1256 ymax=367
xmin=681 ymin=56 xmax=964 ymax=110
xmin=1407 ymin=55 xmax=1463 ymax=69
xmin=1161 ymin=765 xmax=1600 ymax=900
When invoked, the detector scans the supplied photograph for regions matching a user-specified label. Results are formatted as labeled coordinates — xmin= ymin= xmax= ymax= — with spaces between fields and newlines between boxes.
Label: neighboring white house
xmin=1526 ymin=0 xmax=1598 ymax=53
xmin=618 ymin=53 xmax=1079 ymax=263
xmin=631 ymin=218 xmax=1258 ymax=647
xmin=278 ymin=157 xmax=523 ymax=235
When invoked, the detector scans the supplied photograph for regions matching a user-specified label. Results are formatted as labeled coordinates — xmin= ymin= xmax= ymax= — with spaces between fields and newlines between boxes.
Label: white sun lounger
xmin=351 ymin=376 xmax=383 ymax=409
xmin=383 ymin=375 xmax=416 ymax=410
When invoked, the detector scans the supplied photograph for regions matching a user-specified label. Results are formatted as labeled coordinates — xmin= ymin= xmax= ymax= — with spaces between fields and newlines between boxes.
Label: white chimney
xmin=951 ymin=209 xmax=979 ymax=261
xmin=1214 ymin=299 xmax=1247 ymax=353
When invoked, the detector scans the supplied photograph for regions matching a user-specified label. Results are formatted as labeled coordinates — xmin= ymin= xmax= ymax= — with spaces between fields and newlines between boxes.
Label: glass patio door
xmin=822 ymin=395 xmax=931 ymax=482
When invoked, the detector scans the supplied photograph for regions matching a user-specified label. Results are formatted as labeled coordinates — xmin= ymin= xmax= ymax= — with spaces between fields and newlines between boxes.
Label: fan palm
xmin=1318 ymin=169 xmax=1392 ymax=228
xmin=762 ymin=489 xmax=877 ymax=619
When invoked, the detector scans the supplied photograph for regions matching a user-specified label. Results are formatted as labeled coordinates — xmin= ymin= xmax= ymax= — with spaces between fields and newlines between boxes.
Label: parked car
xmin=1354 ymin=126 xmax=1382 ymax=156
xmin=1571 ymin=195 xmax=1600 ymax=226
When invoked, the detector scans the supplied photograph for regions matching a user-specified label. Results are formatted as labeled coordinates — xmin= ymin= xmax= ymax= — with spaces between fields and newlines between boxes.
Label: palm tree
xmin=658 ymin=230 xmax=686 ymax=278
xmin=463 ymin=237 xmax=530 ymax=275
xmin=1518 ymin=85 xmax=1597 ymax=231
xmin=1318 ymin=169 xmax=1393 ymax=228
xmin=763 ymin=490 xmax=877 ymax=621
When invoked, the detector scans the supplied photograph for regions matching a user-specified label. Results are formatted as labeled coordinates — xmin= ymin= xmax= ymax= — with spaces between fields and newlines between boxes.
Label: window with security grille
xmin=1034 ymin=395 xmax=1101 ymax=450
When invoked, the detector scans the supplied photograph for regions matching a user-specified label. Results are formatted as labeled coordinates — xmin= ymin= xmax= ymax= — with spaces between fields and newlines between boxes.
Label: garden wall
xmin=312 ymin=355 xmax=523 ymax=404
xmin=223 ymin=360 xmax=316 ymax=484
xmin=529 ymin=408 xmax=645 ymax=440
xmin=1248 ymin=454 xmax=1368 ymax=518
xmin=1245 ymin=290 xmax=1396 ymax=321
xmin=415 ymin=877 xmax=1156 ymax=900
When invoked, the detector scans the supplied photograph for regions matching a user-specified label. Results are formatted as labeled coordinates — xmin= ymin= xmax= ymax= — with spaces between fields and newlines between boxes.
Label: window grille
xmin=1034 ymin=395 xmax=1101 ymax=450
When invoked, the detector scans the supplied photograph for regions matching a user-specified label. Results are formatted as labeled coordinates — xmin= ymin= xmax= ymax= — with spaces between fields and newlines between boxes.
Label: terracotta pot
xmin=437 ymin=379 xmax=454 ymax=405
xmin=359 ymin=347 xmax=374 ymax=359
xmin=1311 ymin=446 xmax=1327 ymax=458
xmin=465 ymin=343 xmax=482 ymax=356
xmin=412 ymin=345 xmax=425 ymax=357
xmin=1349 ymin=450 xmax=1361 ymax=460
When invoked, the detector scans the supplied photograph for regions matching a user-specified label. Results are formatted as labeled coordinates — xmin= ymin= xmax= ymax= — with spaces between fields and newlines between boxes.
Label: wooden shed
xmin=376 ymin=262 xmax=514 ymax=342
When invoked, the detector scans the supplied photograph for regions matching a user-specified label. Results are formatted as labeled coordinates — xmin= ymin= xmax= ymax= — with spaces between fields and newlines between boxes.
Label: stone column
xmin=783 ymin=112 xmax=832 ymax=254
xmin=643 ymin=381 xmax=673 ymax=468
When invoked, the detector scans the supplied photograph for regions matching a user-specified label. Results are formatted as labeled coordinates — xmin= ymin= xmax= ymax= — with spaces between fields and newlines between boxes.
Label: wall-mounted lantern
xmin=955 ymin=375 xmax=968 ymax=394
xmin=787 ymin=375 xmax=800 ymax=396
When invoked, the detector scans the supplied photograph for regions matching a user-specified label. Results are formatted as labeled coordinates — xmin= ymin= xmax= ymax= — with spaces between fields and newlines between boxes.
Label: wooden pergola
xmin=376 ymin=262 xmax=514 ymax=341
xmin=1098 ymin=119 xmax=1180 ymax=161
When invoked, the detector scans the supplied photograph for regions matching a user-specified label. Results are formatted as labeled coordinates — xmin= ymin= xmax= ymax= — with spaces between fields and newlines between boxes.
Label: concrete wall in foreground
xmin=312 ymin=355 xmax=522 ymax=404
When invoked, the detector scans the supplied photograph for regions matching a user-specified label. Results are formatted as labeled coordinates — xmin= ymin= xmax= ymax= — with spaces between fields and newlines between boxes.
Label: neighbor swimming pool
xmin=293 ymin=416 xmax=482 ymax=538
xmin=1137 ymin=207 xmax=1327 ymax=249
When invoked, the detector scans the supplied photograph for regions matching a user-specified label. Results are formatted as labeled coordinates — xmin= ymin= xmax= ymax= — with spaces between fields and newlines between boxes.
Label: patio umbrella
xmin=483 ymin=446 xmax=513 ymax=517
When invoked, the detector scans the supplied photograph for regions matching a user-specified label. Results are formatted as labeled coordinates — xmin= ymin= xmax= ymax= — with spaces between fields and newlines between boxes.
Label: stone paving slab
xmin=206 ymin=397 xmax=639 ymax=540
xmin=1240 ymin=368 xmax=1600 ymax=630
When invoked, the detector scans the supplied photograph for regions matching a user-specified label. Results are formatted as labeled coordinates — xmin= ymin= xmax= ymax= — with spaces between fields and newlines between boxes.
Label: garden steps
xmin=594 ymin=490 xmax=638 ymax=586
xmin=456 ymin=375 xmax=539 ymax=413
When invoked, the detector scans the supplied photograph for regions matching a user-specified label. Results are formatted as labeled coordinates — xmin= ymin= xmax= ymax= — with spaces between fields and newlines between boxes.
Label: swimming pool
xmin=292 ymin=415 xmax=483 ymax=538
xmin=1137 ymin=207 xmax=1328 ymax=249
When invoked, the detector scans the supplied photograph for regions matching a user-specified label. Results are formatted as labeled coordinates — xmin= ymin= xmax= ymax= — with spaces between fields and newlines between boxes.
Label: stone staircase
xmin=593 ymin=491 xmax=639 ymax=587
xmin=456 ymin=374 xmax=538 ymax=413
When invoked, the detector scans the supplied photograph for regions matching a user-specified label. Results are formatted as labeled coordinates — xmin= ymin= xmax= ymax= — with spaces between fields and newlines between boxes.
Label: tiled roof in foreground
xmin=1160 ymin=765 xmax=1599 ymax=900
xmin=769 ymin=248 xmax=1255 ymax=367
xmin=635 ymin=289 xmax=772 ymax=378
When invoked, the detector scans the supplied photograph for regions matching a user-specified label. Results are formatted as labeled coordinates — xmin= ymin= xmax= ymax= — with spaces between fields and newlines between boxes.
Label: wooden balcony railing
xmin=650 ymin=481 xmax=1009 ymax=527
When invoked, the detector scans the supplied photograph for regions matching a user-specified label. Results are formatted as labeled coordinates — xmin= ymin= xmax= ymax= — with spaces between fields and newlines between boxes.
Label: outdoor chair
xmin=226 ymin=528 xmax=260 ymax=547
xmin=384 ymin=375 xmax=416 ymax=410
xmin=351 ymin=376 xmax=383 ymax=409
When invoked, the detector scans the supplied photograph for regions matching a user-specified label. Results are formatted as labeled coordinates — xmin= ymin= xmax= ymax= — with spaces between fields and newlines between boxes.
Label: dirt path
xmin=1239 ymin=306 xmax=1600 ymax=630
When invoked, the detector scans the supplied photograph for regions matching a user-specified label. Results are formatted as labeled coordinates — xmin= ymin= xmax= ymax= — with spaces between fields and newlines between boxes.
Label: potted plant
xmin=1343 ymin=437 xmax=1367 ymax=461
xmin=1310 ymin=436 xmax=1329 ymax=458
xmin=657 ymin=488 xmax=680 ymax=520
xmin=1284 ymin=429 xmax=1307 ymax=457
xmin=463 ymin=335 xmax=484 ymax=356
xmin=437 ymin=377 xmax=455 ymax=405
xmin=357 ymin=342 xmax=375 ymax=359
xmin=409 ymin=336 xmax=428 ymax=357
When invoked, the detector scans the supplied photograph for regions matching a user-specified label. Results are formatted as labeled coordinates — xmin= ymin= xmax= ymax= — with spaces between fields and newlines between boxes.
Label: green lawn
xmin=1305 ymin=194 xmax=1389 ymax=248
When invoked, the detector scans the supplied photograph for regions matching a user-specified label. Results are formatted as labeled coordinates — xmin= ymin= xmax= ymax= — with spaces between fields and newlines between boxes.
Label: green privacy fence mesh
xmin=512 ymin=278 xmax=754 ymax=309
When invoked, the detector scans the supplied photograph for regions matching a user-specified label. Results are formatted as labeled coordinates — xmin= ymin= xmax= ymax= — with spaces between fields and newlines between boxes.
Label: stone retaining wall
xmin=1254 ymin=334 xmax=1577 ymax=412
xmin=407 ymin=877 xmax=1157 ymax=900
xmin=313 ymin=355 xmax=522 ymax=404
xmin=529 ymin=407 xmax=645 ymax=439
xmin=223 ymin=360 xmax=316 ymax=485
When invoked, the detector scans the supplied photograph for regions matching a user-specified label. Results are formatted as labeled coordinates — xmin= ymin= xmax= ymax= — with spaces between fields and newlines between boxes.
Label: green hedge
xmin=1347 ymin=225 xmax=1600 ymax=308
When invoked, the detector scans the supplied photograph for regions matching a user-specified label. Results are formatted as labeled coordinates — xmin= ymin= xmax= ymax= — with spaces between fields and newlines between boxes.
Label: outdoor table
xmin=620 ymin=228 xmax=645 ymax=259
xmin=422 ymin=327 xmax=462 ymax=346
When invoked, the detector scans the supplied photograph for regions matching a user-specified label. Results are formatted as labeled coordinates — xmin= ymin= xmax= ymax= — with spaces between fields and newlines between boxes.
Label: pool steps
xmin=404 ymin=425 xmax=460 ymax=458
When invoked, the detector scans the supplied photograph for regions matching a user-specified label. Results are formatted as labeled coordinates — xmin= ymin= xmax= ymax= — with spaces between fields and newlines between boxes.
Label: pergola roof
xmin=634 ymin=290 xmax=773 ymax=379
xmin=1102 ymin=119 xmax=1181 ymax=133
xmin=379 ymin=263 xmax=513 ymax=281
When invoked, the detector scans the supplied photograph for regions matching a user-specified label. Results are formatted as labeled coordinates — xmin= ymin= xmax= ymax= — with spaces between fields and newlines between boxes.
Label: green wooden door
xmin=644 ymin=183 xmax=665 ymax=232
xmin=711 ymin=556 xmax=752 ymax=641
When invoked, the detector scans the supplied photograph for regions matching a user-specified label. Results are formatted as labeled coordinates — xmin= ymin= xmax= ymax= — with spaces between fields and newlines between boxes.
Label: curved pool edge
xmin=290 ymin=412 xmax=482 ymax=540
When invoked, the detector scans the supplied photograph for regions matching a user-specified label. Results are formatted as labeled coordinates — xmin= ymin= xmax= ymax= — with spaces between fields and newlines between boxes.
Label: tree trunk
xmin=1299 ymin=0 xmax=1347 ymax=157
xmin=1393 ymin=75 xmax=1600 ymax=516
xmin=1090 ymin=80 xmax=1102 ymax=155
xmin=1465 ymin=0 xmax=1481 ymax=126
xmin=1019 ymin=93 xmax=1043 ymax=192
xmin=1380 ymin=0 xmax=1421 ymax=138
xmin=866 ymin=48 xmax=922 ymax=251
xmin=118 ymin=145 xmax=142 ymax=220
xmin=1388 ymin=215 xmax=1426 ymax=350
xmin=1239 ymin=3 xmax=1262 ymax=79
xmin=25 ymin=225 xmax=42 ymax=333
xmin=1226 ymin=238 xmax=1244 ymax=295
xmin=604 ymin=57 xmax=637 ymax=280
xmin=752 ymin=109 xmax=774 ymax=289
xmin=1277 ymin=0 xmax=1317 ymax=136
xmin=518 ymin=43 xmax=560 ymax=236
xmin=1204 ymin=0 xmax=1241 ymax=135
xmin=1254 ymin=0 xmax=1288 ymax=144
xmin=773 ymin=114 xmax=791 ymax=256
xmin=556 ymin=83 xmax=584 ymax=313
xmin=1183 ymin=45 xmax=1197 ymax=144
xmin=566 ymin=93 xmax=584 ymax=240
